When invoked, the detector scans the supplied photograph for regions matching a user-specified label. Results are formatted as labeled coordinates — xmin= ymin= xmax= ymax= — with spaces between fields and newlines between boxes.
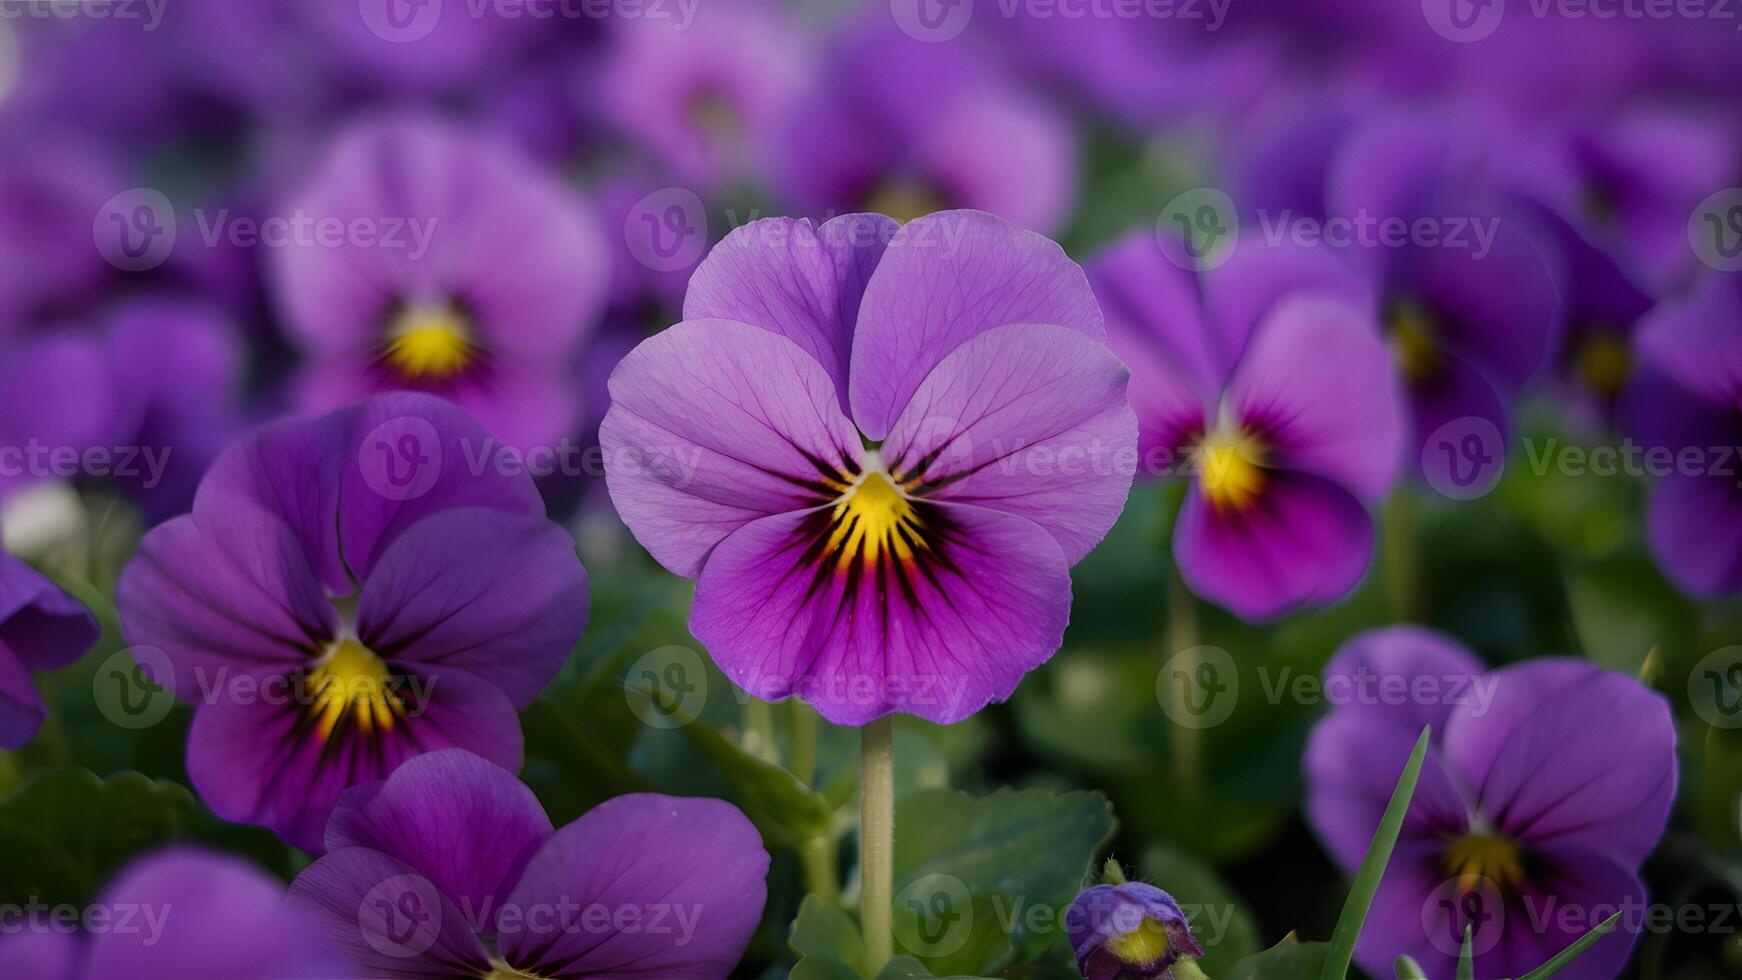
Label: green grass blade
xmin=1320 ymin=726 xmax=1432 ymax=980
xmin=1517 ymin=911 xmax=1624 ymax=979
xmin=1457 ymin=925 xmax=1474 ymax=980
xmin=1393 ymin=954 xmax=1428 ymax=978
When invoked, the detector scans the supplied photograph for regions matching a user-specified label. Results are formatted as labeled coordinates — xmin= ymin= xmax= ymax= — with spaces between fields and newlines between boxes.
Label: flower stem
xmin=801 ymin=835 xmax=840 ymax=904
xmin=860 ymin=715 xmax=895 ymax=972
xmin=790 ymin=700 xmax=818 ymax=785
xmin=1166 ymin=569 xmax=1203 ymax=790
xmin=1383 ymin=491 xmax=1421 ymax=622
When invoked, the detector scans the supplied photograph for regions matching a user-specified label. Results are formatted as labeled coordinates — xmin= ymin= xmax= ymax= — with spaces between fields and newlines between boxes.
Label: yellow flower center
xmin=481 ymin=961 xmax=544 ymax=980
xmin=1576 ymin=330 xmax=1631 ymax=395
xmin=1195 ymin=426 xmax=1267 ymax=512
xmin=827 ymin=468 xmax=925 ymax=570
xmin=306 ymin=639 xmax=402 ymax=741
xmin=1104 ymin=916 xmax=1173 ymax=967
xmin=386 ymin=304 xmax=475 ymax=380
xmin=1390 ymin=301 xmax=1442 ymax=382
xmin=1442 ymin=832 xmax=1525 ymax=891
xmin=865 ymin=181 xmax=944 ymax=224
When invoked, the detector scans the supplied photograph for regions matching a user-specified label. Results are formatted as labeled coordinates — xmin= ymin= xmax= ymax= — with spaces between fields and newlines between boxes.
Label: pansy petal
xmin=0 ymin=930 xmax=77 ymax=980
xmin=0 ymin=644 xmax=47 ymax=749
xmin=1408 ymin=348 xmax=1512 ymax=487
xmin=494 ymin=794 xmax=769 ymax=979
xmin=849 ymin=209 xmax=1105 ymax=440
xmin=1468 ymin=668 xmax=1676 ymax=865
xmin=1439 ymin=657 xmax=1605 ymax=790
xmin=1321 ymin=626 xmax=1486 ymax=736
xmin=291 ymin=845 xmax=492 ymax=977
xmin=186 ymin=665 xmax=523 ymax=852
xmin=1625 ymin=272 xmax=1742 ymax=411
xmin=1174 ymin=472 xmax=1374 ymax=622
xmin=880 ymin=323 xmax=1136 ymax=564
xmin=683 ymin=214 xmax=898 ymax=405
xmin=359 ymin=507 xmax=586 ymax=709
xmin=1204 ymin=238 xmax=1377 ymax=381
xmin=1305 ymin=712 xmax=1470 ymax=871
xmin=337 ymin=392 xmax=547 ymax=583
xmin=1644 ymin=474 xmax=1742 ymax=597
xmin=85 ymin=848 xmax=349 ymax=980
xmin=1227 ymin=294 xmax=1404 ymax=502
xmin=691 ymin=501 xmax=1072 ymax=725
xmin=601 ymin=319 xmax=863 ymax=577
xmin=118 ymin=504 xmax=338 ymax=701
xmin=0 ymin=552 xmax=98 ymax=671
xmin=1481 ymin=845 xmax=1646 ymax=980
xmin=326 ymin=749 xmax=553 ymax=920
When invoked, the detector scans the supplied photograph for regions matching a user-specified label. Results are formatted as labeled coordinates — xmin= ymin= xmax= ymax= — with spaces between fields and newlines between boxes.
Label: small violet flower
xmin=290 ymin=749 xmax=770 ymax=979
xmin=269 ymin=116 xmax=609 ymax=453
xmin=1086 ymin=232 xmax=1405 ymax=621
xmin=602 ymin=210 xmax=1136 ymax=725
xmin=118 ymin=393 xmax=588 ymax=850
xmin=1304 ymin=627 xmax=1676 ymax=979
xmin=0 ymin=532 xmax=99 ymax=748
xmin=0 ymin=846 xmax=346 ymax=979
xmin=1068 ymin=882 xmax=1205 ymax=980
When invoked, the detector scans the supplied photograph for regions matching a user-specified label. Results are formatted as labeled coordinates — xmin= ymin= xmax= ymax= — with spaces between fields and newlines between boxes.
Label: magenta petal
xmin=601 ymin=319 xmax=863 ymax=577
xmin=494 ymin=794 xmax=769 ymax=979
xmin=906 ymin=85 xmax=1077 ymax=234
xmin=880 ymin=323 xmax=1137 ymax=564
xmin=358 ymin=508 xmax=586 ymax=710
xmin=0 ymin=642 xmax=48 ymax=749
xmin=1174 ymin=473 xmax=1375 ymax=622
xmin=84 ymin=847 xmax=349 ymax=980
xmin=1645 ymin=474 xmax=1742 ymax=596
xmin=118 ymin=505 xmax=337 ymax=701
xmin=690 ymin=502 xmax=1071 ymax=725
xmin=1464 ymin=668 xmax=1676 ymax=866
xmin=186 ymin=665 xmax=523 ymax=852
xmin=683 ymin=213 xmax=898 ymax=406
xmin=1482 ymin=845 xmax=1646 ymax=980
xmin=1321 ymin=626 xmax=1486 ymax=736
xmin=325 ymin=750 xmax=553 ymax=923
xmin=0 ymin=552 xmax=98 ymax=672
xmin=1439 ymin=657 xmax=1604 ymax=787
xmin=849 ymin=210 xmax=1105 ymax=440
xmin=1227 ymin=295 xmax=1404 ymax=502
xmin=1305 ymin=712 xmax=1470 ymax=871
xmin=1202 ymin=238 xmax=1377 ymax=382
xmin=290 ymin=845 xmax=492 ymax=977
xmin=1626 ymin=274 xmax=1742 ymax=412
xmin=0 ymin=930 xmax=77 ymax=980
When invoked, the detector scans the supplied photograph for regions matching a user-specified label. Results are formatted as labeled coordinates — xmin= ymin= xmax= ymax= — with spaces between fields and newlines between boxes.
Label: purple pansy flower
xmin=1086 ymin=232 xmax=1405 ymax=621
xmin=0 ymin=329 xmax=131 ymax=503
xmin=1621 ymin=274 xmax=1742 ymax=596
xmin=1304 ymin=627 xmax=1676 ymax=979
xmin=1067 ymin=882 xmax=1203 ymax=980
xmin=268 ymin=115 xmax=609 ymax=453
xmin=290 ymin=749 xmax=769 ymax=979
xmin=117 ymin=393 xmax=588 ymax=850
xmin=601 ymin=210 xmax=1136 ymax=725
xmin=773 ymin=17 xmax=1076 ymax=233
xmin=0 ymin=531 xmax=99 ymax=748
xmin=0 ymin=846 xmax=349 ymax=979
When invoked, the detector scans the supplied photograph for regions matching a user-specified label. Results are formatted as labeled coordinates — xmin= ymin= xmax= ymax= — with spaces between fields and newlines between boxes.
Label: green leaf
xmin=1225 ymin=937 xmax=1332 ymax=979
xmin=1138 ymin=844 xmax=1259 ymax=974
xmin=1457 ymin=924 xmax=1474 ymax=980
xmin=518 ymin=698 xmax=649 ymax=826
xmin=1517 ymin=910 xmax=1624 ymax=979
xmin=0 ymin=769 xmax=195 ymax=907
xmin=1393 ymin=954 xmax=1429 ymax=978
xmin=1320 ymin=726 xmax=1432 ymax=980
xmin=789 ymin=894 xmax=865 ymax=978
xmin=891 ymin=787 xmax=1115 ymax=974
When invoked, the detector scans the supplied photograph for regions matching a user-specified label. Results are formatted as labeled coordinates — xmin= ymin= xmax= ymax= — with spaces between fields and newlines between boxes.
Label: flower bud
xmin=1067 ymin=882 xmax=1204 ymax=980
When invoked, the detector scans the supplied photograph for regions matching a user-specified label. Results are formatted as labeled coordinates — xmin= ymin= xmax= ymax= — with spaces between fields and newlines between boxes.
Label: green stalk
xmin=859 ymin=716 xmax=895 ymax=972
xmin=1167 ymin=569 xmax=1204 ymax=789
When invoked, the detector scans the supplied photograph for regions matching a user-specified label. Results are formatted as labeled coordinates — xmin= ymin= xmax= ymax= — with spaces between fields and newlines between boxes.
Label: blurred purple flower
xmin=0 ymin=846 xmax=348 ymax=979
xmin=117 ymin=393 xmax=587 ymax=850
xmin=290 ymin=749 xmax=768 ymax=979
xmin=602 ymin=210 xmax=1135 ymax=724
xmin=0 ymin=329 xmax=132 ymax=503
xmin=0 ymin=531 xmax=98 ymax=748
xmin=1067 ymin=882 xmax=1203 ymax=980
xmin=1305 ymin=627 xmax=1675 ymax=980
xmin=1621 ymin=273 xmax=1742 ymax=597
xmin=268 ymin=116 xmax=608 ymax=453
xmin=774 ymin=16 xmax=1075 ymax=233
xmin=0 ymin=135 xmax=120 ymax=327
xmin=1086 ymin=233 xmax=1404 ymax=621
